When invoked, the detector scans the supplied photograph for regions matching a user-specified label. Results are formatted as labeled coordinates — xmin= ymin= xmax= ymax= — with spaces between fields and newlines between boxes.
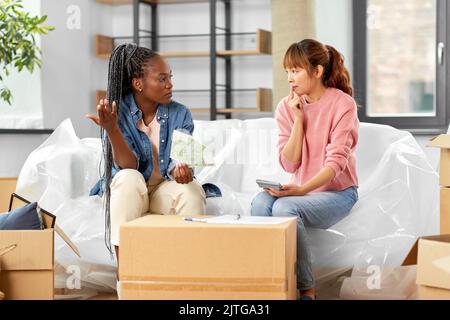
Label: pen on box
xmin=183 ymin=217 xmax=208 ymax=223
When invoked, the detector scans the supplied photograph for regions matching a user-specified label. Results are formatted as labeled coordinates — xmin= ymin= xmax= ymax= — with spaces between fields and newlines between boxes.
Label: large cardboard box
xmin=428 ymin=134 xmax=450 ymax=187
xmin=0 ymin=178 xmax=17 ymax=213
xmin=403 ymin=235 xmax=450 ymax=300
xmin=0 ymin=193 xmax=79 ymax=300
xmin=441 ymin=188 xmax=450 ymax=235
xmin=428 ymin=135 xmax=450 ymax=234
xmin=119 ymin=214 xmax=297 ymax=300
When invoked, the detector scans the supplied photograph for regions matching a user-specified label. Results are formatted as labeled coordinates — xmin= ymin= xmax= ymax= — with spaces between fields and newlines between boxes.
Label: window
xmin=353 ymin=0 xmax=450 ymax=132
xmin=0 ymin=0 xmax=45 ymax=132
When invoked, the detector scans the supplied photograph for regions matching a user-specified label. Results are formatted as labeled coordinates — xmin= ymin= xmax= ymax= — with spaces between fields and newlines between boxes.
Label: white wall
xmin=40 ymin=0 xmax=110 ymax=137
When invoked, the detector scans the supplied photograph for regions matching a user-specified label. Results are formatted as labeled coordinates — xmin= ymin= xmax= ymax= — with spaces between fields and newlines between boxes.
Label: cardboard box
xmin=0 ymin=193 xmax=80 ymax=300
xmin=0 ymin=228 xmax=54 ymax=299
xmin=418 ymin=285 xmax=450 ymax=300
xmin=428 ymin=134 xmax=450 ymax=187
xmin=119 ymin=214 xmax=297 ymax=300
xmin=403 ymin=234 xmax=450 ymax=300
xmin=441 ymin=188 xmax=450 ymax=234
xmin=0 ymin=178 xmax=17 ymax=213
xmin=427 ymin=135 xmax=450 ymax=234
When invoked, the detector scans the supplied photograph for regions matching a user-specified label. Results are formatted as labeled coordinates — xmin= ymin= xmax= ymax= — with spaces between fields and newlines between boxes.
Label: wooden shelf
xmin=96 ymin=0 xmax=209 ymax=5
xmin=95 ymin=35 xmax=114 ymax=59
xmin=95 ymin=88 xmax=272 ymax=113
xmin=96 ymin=90 xmax=107 ymax=106
xmin=190 ymin=108 xmax=271 ymax=114
xmin=255 ymin=88 xmax=273 ymax=112
xmin=160 ymin=51 xmax=209 ymax=58
xmin=94 ymin=29 xmax=271 ymax=59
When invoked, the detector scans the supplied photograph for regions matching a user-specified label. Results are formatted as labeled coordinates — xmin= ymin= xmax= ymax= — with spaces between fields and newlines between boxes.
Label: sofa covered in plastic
xmin=15 ymin=117 xmax=439 ymax=299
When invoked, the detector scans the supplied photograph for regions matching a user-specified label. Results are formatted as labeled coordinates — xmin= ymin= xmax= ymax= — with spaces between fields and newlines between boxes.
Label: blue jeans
xmin=250 ymin=186 xmax=358 ymax=290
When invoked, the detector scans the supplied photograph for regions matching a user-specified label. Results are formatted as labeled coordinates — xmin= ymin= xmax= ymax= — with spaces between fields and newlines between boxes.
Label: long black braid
xmin=101 ymin=43 xmax=160 ymax=255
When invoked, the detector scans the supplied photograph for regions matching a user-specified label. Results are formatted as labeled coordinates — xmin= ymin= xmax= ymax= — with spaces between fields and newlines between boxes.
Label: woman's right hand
xmin=86 ymin=99 xmax=119 ymax=133
xmin=288 ymin=87 xmax=304 ymax=120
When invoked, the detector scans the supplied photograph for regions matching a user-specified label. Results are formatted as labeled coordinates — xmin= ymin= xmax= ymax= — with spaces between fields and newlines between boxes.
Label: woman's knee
xmin=251 ymin=192 xmax=274 ymax=216
xmin=111 ymin=169 xmax=146 ymax=194
xmin=271 ymin=199 xmax=298 ymax=217
xmin=179 ymin=181 xmax=206 ymax=203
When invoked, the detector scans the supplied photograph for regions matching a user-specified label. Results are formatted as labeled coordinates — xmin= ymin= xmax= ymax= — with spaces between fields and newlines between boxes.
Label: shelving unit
xmin=95 ymin=29 xmax=271 ymax=59
xmin=96 ymin=87 xmax=272 ymax=113
xmin=94 ymin=0 xmax=273 ymax=120
xmin=96 ymin=0 xmax=208 ymax=4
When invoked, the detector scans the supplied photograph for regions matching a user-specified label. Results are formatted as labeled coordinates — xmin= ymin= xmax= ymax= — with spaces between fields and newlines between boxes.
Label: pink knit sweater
xmin=275 ymin=87 xmax=359 ymax=192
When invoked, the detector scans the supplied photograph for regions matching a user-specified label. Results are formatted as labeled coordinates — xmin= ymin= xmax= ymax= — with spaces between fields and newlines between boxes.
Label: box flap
xmin=427 ymin=134 xmax=450 ymax=149
xmin=54 ymin=224 xmax=81 ymax=258
xmin=9 ymin=193 xmax=56 ymax=229
xmin=402 ymin=235 xmax=450 ymax=266
xmin=416 ymin=236 xmax=450 ymax=289
xmin=402 ymin=238 xmax=419 ymax=266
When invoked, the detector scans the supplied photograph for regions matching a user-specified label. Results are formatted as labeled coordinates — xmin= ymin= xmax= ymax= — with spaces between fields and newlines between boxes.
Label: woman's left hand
xmin=266 ymin=184 xmax=306 ymax=197
xmin=171 ymin=162 xmax=193 ymax=184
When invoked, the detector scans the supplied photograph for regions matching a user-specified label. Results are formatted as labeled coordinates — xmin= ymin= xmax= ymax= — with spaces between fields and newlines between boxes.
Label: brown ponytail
xmin=283 ymin=39 xmax=353 ymax=97
xmin=324 ymin=45 xmax=352 ymax=96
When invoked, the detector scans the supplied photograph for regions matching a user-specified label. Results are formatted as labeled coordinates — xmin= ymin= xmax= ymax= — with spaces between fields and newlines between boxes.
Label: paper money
xmin=170 ymin=130 xmax=214 ymax=167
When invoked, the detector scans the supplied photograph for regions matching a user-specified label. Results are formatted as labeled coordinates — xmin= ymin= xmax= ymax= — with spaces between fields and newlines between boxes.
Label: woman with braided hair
xmin=86 ymin=43 xmax=206 ymax=271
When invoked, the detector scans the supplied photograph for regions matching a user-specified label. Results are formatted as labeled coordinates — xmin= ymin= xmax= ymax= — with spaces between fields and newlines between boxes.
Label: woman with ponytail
xmin=86 ymin=44 xmax=206 ymax=276
xmin=251 ymin=39 xmax=359 ymax=300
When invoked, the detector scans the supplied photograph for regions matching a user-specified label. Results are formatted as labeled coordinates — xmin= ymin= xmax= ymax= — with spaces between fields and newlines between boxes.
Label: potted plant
xmin=0 ymin=0 xmax=54 ymax=105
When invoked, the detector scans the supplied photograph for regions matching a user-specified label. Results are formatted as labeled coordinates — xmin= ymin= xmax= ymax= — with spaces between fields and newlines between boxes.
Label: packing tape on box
xmin=120 ymin=276 xmax=288 ymax=292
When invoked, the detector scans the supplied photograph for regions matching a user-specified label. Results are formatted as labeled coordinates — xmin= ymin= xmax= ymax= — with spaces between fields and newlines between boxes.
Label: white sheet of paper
xmin=204 ymin=214 xmax=295 ymax=225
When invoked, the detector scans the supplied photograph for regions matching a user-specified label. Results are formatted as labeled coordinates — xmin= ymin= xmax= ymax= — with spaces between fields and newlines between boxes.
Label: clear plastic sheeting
xmin=16 ymin=119 xmax=114 ymax=299
xmin=339 ymin=265 xmax=419 ymax=300
xmin=16 ymin=118 xmax=439 ymax=299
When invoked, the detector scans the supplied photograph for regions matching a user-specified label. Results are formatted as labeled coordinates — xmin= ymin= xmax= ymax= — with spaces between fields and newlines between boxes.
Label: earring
xmin=139 ymin=88 xmax=143 ymax=92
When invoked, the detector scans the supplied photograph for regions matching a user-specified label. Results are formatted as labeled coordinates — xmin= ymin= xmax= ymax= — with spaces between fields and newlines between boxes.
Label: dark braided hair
xmin=102 ymin=43 xmax=160 ymax=255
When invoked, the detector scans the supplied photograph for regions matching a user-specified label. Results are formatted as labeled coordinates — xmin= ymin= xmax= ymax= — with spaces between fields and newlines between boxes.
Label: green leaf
xmin=0 ymin=87 xmax=13 ymax=106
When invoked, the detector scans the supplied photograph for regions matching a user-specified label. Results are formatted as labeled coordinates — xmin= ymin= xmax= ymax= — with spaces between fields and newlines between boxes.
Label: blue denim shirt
xmin=89 ymin=93 xmax=195 ymax=196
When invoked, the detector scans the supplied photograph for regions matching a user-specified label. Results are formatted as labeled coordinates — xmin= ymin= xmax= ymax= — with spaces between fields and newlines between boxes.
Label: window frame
xmin=0 ymin=129 xmax=53 ymax=134
xmin=353 ymin=0 xmax=450 ymax=133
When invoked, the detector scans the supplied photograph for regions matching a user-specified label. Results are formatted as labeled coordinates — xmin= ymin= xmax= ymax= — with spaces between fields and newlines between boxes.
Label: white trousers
xmin=110 ymin=169 xmax=206 ymax=246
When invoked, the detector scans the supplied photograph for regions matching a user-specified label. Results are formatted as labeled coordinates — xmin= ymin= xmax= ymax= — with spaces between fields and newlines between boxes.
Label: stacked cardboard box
xmin=0 ymin=178 xmax=17 ymax=213
xmin=402 ymin=137 xmax=450 ymax=299
xmin=0 ymin=184 xmax=79 ymax=300
xmin=403 ymin=235 xmax=450 ymax=299
xmin=428 ymin=134 xmax=450 ymax=234
xmin=119 ymin=214 xmax=297 ymax=300
xmin=0 ymin=228 xmax=55 ymax=299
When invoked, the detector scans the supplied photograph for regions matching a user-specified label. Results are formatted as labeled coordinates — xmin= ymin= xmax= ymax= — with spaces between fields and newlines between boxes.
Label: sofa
xmin=14 ymin=117 xmax=439 ymax=299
